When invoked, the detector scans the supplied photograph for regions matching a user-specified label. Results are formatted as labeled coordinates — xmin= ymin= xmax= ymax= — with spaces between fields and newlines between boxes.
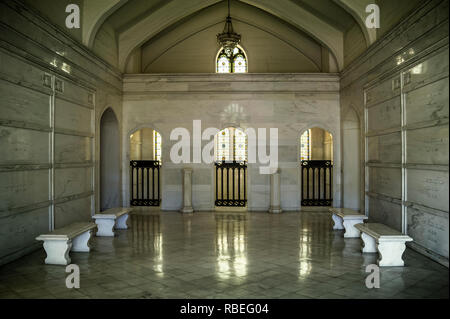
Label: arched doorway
xmin=300 ymin=127 xmax=333 ymax=206
xmin=129 ymin=128 xmax=162 ymax=206
xmin=342 ymin=107 xmax=361 ymax=210
xmin=214 ymin=127 xmax=248 ymax=207
xmin=100 ymin=108 xmax=120 ymax=211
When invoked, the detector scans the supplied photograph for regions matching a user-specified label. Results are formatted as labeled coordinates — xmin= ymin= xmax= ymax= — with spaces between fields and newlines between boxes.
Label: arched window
xmin=153 ymin=130 xmax=162 ymax=162
xmin=300 ymin=129 xmax=311 ymax=160
xmin=215 ymin=127 xmax=247 ymax=161
xmin=130 ymin=128 xmax=162 ymax=163
xmin=216 ymin=47 xmax=247 ymax=73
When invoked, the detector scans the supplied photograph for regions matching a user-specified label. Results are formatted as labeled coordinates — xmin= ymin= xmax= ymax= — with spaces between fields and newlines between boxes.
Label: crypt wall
xmin=0 ymin=0 xmax=123 ymax=265
xmin=340 ymin=0 xmax=449 ymax=265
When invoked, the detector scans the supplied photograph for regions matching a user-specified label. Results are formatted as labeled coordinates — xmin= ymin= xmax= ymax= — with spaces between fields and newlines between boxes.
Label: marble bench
xmin=355 ymin=223 xmax=413 ymax=267
xmin=329 ymin=207 xmax=368 ymax=238
xmin=36 ymin=222 xmax=96 ymax=265
xmin=92 ymin=207 xmax=132 ymax=237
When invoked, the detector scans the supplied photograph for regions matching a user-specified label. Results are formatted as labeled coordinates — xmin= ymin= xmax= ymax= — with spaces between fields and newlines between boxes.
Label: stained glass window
xmin=216 ymin=127 xmax=247 ymax=162
xmin=300 ymin=129 xmax=310 ymax=161
xmin=216 ymin=47 xmax=247 ymax=73
xmin=233 ymin=54 xmax=247 ymax=73
xmin=217 ymin=54 xmax=231 ymax=73
xmin=234 ymin=129 xmax=247 ymax=161
xmin=216 ymin=128 xmax=230 ymax=161
xmin=153 ymin=130 xmax=162 ymax=163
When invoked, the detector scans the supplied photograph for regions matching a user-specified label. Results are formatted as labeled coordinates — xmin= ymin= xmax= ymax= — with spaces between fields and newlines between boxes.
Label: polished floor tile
xmin=0 ymin=211 xmax=448 ymax=299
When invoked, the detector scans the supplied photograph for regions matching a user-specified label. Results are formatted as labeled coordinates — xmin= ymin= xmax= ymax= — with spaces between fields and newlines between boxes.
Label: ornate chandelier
xmin=217 ymin=0 xmax=241 ymax=57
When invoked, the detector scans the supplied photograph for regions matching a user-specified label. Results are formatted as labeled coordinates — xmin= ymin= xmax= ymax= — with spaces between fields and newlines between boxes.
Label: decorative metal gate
xmin=130 ymin=160 xmax=161 ymax=206
xmin=215 ymin=161 xmax=247 ymax=207
xmin=301 ymin=160 xmax=333 ymax=206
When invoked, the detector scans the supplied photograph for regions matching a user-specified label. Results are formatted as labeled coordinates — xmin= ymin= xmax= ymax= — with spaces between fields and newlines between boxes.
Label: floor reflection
xmin=129 ymin=212 xmax=164 ymax=275
xmin=214 ymin=213 xmax=248 ymax=279
xmin=298 ymin=212 xmax=333 ymax=277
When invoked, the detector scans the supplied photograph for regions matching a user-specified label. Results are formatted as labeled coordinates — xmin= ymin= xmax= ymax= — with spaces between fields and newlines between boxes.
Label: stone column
xmin=180 ymin=168 xmax=194 ymax=213
xmin=269 ymin=169 xmax=282 ymax=213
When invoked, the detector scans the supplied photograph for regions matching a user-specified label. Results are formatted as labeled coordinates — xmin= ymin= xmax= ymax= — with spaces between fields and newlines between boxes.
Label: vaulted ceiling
xmin=25 ymin=0 xmax=424 ymax=73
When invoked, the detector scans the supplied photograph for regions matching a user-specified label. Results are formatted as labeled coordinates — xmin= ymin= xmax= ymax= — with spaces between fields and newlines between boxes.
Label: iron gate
xmin=215 ymin=161 xmax=247 ymax=207
xmin=301 ymin=160 xmax=333 ymax=206
xmin=130 ymin=160 xmax=161 ymax=206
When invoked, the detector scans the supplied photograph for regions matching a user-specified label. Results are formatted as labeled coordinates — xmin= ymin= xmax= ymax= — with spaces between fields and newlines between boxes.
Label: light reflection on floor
xmin=0 ymin=211 xmax=448 ymax=299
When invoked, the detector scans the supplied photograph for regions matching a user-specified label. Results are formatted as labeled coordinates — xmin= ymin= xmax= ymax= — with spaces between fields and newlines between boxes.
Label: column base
xmin=180 ymin=207 xmax=194 ymax=214
xmin=269 ymin=207 xmax=282 ymax=214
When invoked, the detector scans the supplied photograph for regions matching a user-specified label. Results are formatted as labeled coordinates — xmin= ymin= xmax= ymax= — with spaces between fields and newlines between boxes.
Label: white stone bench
xmin=355 ymin=223 xmax=413 ymax=267
xmin=36 ymin=222 xmax=96 ymax=265
xmin=92 ymin=207 xmax=132 ymax=237
xmin=329 ymin=207 xmax=368 ymax=238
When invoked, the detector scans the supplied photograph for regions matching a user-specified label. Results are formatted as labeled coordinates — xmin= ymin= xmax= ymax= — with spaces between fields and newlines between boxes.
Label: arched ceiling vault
xmin=85 ymin=0 xmax=373 ymax=72
xmin=140 ymin=1 xmax=324 ymax=72
xmin=82 ymin=0 xmax=129 ymax=47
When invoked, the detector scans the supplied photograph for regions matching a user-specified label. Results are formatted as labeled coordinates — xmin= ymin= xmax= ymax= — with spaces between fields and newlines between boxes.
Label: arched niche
xmin=342 ymin=106 xmax=361 ymax=210
xmin=100 ymin=108 xmax=120 ymax=211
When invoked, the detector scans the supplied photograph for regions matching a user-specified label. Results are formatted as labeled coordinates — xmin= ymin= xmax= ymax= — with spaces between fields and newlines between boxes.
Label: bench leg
xmin=361 ymin=233 xmax=377 ymax=253
xmin=43 ymin=240 xmax=72 ymax=265
xmin=115 ymin=213 xmax=129 ymax=230
xmin=342 ymin=220 xmax=362 ymax=238
xmin=72 ymin=230 xmax=93 ymax=252
xmin=377 ymin=242 xmax=407 ymax=267
xmin=95 ymin=218 xmax=116 ymax=236
xmin=332 ymin=214 xmax=344 ymax=230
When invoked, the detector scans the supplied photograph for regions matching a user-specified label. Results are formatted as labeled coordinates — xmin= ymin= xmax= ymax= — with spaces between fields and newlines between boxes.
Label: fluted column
xmin=180 ymin=168 xmax=194 ymax=213
xmin=269 ymin=169 xmax=282 ymax=213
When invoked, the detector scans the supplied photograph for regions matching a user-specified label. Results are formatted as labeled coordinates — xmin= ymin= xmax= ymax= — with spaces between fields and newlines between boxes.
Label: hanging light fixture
xmin=217 ymin=0 xmax=241 ymax=57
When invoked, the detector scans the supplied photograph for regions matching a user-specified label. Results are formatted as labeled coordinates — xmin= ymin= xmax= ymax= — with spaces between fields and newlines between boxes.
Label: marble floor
xmin=0 ymin=211 xmax=448 ymax=299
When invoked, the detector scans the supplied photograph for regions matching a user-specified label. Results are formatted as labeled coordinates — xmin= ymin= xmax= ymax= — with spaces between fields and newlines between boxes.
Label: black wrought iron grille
xmin=130 ymin=160 xmax=161 ymax=206
xmin=215 ymin=161 xmax=247 ymax=207
xmin=301 ymin=160 xmax=333 ymax=206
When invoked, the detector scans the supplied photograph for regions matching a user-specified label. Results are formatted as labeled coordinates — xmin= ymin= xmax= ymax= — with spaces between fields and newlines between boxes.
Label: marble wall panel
xmin=281 ymin=186 xmax=300 ymax=209
xmin=54 ymin=134 xmax=91 ymax=163
xmin=0 ymin=80 xmax=50 ymax=127
xmin=407 ymin=206 xmax=449 ymax=258
xmin=369 ymin=196 xmax=402 ymax=231
xmin=405 ymin=78 xmax=449 ymax=125
xmin=248 ymin=185 xmax=270 ymax=211
xmin=0 ymin=170 xmax=49 ymax=211
xmin=163 ymin=168 xmax=182 ymax=186
xmin=0 ymin=207 xmax=49 ymax=260
xmin=192 ymin=185 xmax=213 ymax=210
xmin=365 ymin=76 xmax=400 ymax=108
xmin=277 ymin=145 xmax=298 ymax=162
xmin=192 ymin=168 xmax=213 ymax=186
xmin=367 ymin=97 xmax=401 ymax=133
xmin=55 ymin=97 xmax=93 ymax=134
xmin=0 ymin=126 xmax=49 ymax=165
xmin=162 ymin=186 xmax=182 ymax=210
xmin=55 ymin=79 xmax=94 ymax=108
xmin=406 ymin=125 xmax=449 ymax=165
xmin=369 ymin=167 xmax=402 ymax=199
xmin=367 ymin=132 xmax=402 ymax=163
xmin=281 ymin=168 xmax=299 ymax=185
xmin=54 ymin=196 xmax=92 ymax=229
xmin=407 ymin=169 xmax=449 ymax=212
xmin=54 ymin=167 xmax=92 ymax=199
xmin=403 ymin=49 xmax=449 ymax=94
xmin=0 ymin=50 xmax=48 ymax=90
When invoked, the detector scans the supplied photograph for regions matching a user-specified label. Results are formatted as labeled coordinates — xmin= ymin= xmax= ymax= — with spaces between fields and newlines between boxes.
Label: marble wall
xmin=122 ymin=74 xmax=341 ymax=212
xmin=340 ymin=0 xmax=449 ymax=265
xmin=0 ymin=0 xmax=122 ymax=265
